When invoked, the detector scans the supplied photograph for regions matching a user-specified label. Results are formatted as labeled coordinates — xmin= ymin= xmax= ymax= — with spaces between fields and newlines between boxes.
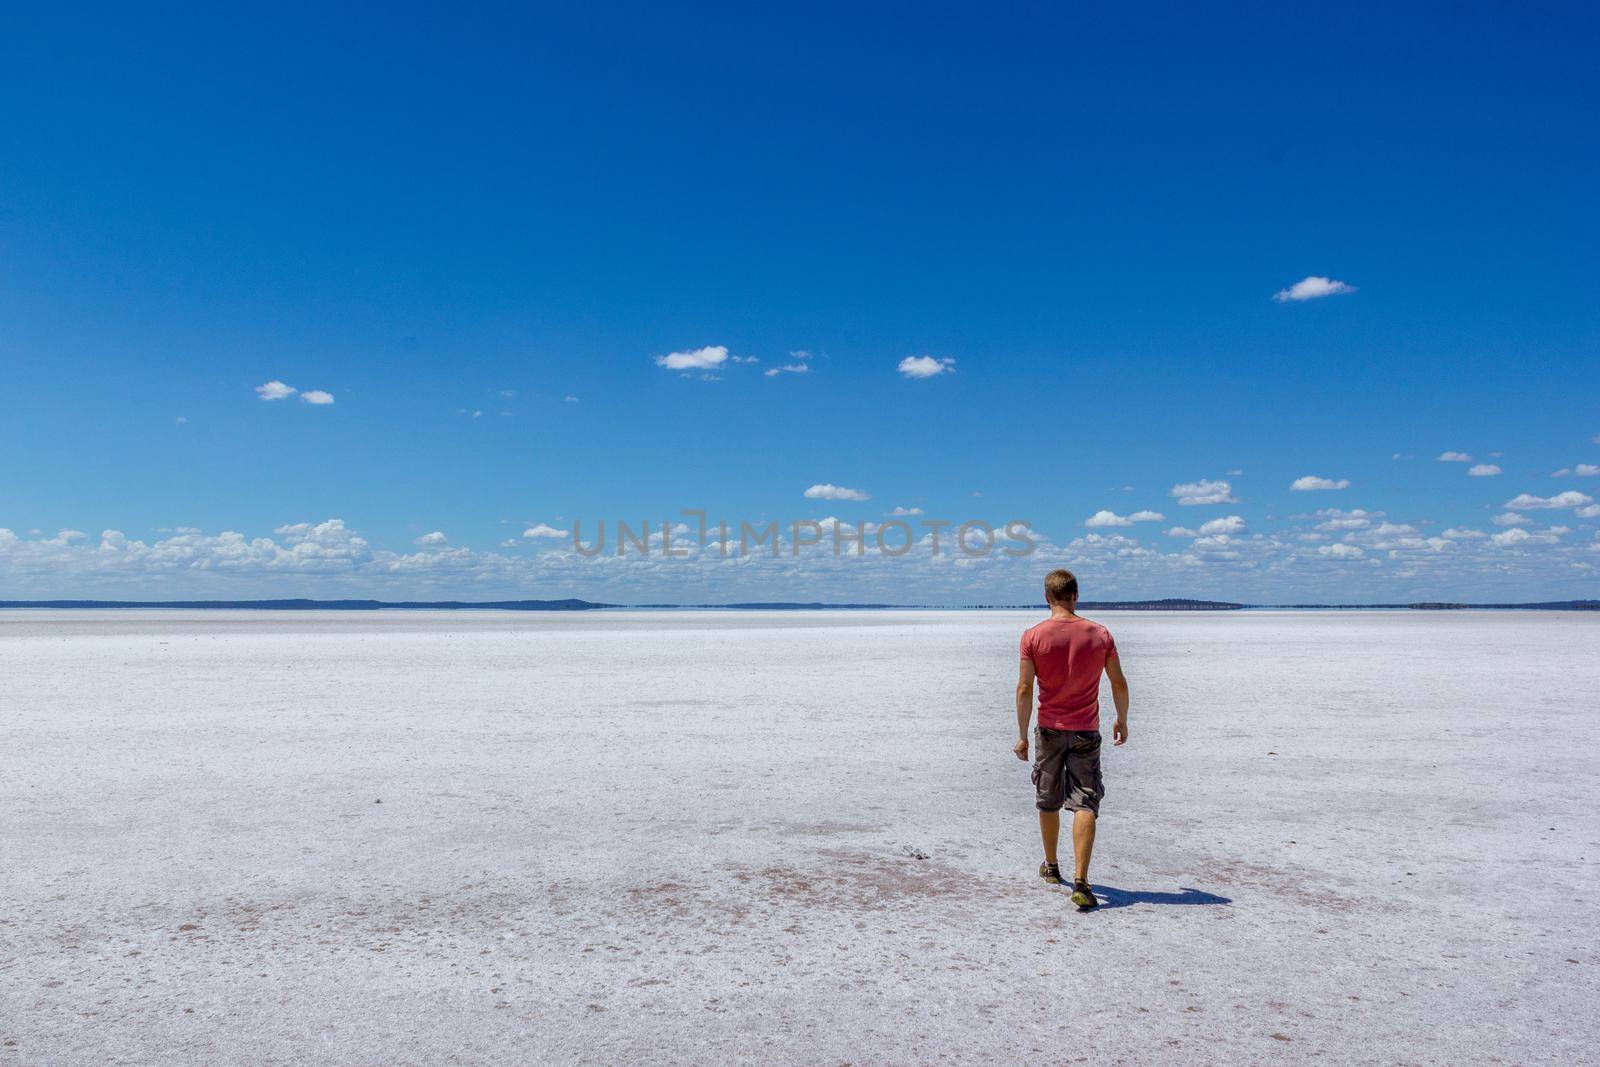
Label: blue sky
xmin=3 ymin=3 xmax=1597 ymax=602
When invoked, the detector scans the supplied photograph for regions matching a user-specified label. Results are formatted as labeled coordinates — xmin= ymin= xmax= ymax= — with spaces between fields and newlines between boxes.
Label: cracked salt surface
xmin=2 ymin=608 xmax=1596 ymax=1064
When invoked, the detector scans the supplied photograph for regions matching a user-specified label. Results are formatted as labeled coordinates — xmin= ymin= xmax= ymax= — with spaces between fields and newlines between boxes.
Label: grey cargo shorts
xmin=1031 ymin=727 xmax=1104 ymax=815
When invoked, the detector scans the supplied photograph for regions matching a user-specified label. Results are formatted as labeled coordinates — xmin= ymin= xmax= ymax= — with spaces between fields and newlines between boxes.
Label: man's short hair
xmin=1044 ymin=569 xmax=1078 ymax=605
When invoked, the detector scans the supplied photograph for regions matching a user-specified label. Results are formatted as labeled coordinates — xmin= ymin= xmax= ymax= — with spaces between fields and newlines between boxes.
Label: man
xmin=1013 ymin=569 xmax=1129 ymax=909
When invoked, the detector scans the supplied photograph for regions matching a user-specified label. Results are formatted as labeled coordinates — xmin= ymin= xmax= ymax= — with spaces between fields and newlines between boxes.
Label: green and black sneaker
xmin=1070 ymin=879 xmax=1099 ymax=909
xmin=1039 ymin=862 xmax=1064 ymax=885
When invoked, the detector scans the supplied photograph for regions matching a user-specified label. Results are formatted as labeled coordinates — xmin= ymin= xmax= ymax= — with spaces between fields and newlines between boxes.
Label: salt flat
xmin=2 ymin=608 xmax=1596 ymax=1065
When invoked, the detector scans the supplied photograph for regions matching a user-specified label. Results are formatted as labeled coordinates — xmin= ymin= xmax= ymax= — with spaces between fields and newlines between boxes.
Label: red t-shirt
xmin=1020 ymin=616 xmax=1118 ymax=731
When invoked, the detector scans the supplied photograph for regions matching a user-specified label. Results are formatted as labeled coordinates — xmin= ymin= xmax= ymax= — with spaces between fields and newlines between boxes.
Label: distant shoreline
xmin=1 ymin=598 xmax=1596 ymax=612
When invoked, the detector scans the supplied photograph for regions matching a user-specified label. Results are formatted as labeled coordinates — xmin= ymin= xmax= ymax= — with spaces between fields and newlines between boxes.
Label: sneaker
xmin=1039 ymin=862 xmax=1063 ymax=885
xmin=1071 ymin=880 xmax=1098 ymax=909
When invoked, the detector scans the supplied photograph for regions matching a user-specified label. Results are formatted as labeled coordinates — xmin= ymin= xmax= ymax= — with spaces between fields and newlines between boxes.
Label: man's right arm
xmin=1106 ymin=653 xmax=1130 ymax=745
xmin=1014 ymin=658 xmax=1036 ymax=760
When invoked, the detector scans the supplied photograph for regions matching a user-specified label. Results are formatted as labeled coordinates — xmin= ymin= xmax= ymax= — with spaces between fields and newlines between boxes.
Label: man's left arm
xmin=1014 ymin=658 xmax=1036 ymax=760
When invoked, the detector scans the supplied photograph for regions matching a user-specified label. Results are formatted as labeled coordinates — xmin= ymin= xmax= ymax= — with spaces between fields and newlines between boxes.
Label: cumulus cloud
xmin=1492 ymin=527 xmax=1539 ymax=547
xmin=522 ymin=524 xmax=570 ymax=539
xmin=1316 ymin=508 xmax=1381 ymax=531
xmin=1553 ymin=464 xmax=1600 ymax=477
xmin=1503 ymin=491 xmax=1594 ymax=511
xmin=1290 ymin=476 xmax=1350 ymax=491
xmin=1316 ymin=543 xmax=1365 ymax=559
xmin=765 ymin=351 xmax=813 ymax=377
xmin=1437 ymin=451 xmax=1473 ymax=463
xmin=1084 ymin=509 xmax=1165 ymax=528
xmin=255 ymin=380 xmax=297 ymax=401
xmin=1577 ymin=504 xmax=1600 ymax=519
xmin=1274 ymin=276 xmax=1356 ymax=302
xmin=564 ymin=395 xmax=580 ymax=403
xmin=805 ymin=483 xmax=870 ymax=501
xmin=414 ymin=531 xmax=447 ymax=546
xmin=1440 ymin=528 xmax=1487 ymax=539
xmin=889 ymin=506 xmax=923 ymax=517
xmin=655 ymin=345 xmax=731 ymax=372
xmin=1492 ymin=513 xmax=1530 ymax=527
xmin=300 ymin=390 xmax=335 ymax=405
xmin=1467 ymin=464 xmax=1500 ymax=477
xmin=1200 ymin=515 xmax=1247 ymax=535
xmin=897 ymin=355 xmax=956 ymax=379
xmin=1166 ymin=515 xmax=1247 ymax=538
xmin=1170 ymin=479 xmax=1237 ymax=506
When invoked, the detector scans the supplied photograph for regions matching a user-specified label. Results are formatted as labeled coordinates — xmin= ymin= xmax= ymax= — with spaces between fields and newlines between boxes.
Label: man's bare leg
xmin=1072 ymin=810 xmax=1097 ymax=882
xmin=1038 ymin=810 xmax=1060 ymax=865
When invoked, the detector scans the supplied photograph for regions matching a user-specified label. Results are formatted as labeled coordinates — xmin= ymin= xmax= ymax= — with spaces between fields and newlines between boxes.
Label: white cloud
xmin=805 ymin=483 xmax=870 ymax=502
xmin=1199 ymin=515 xmax=1247 ymax=535
xmin=1165 ymin=515 xmax=1246 ymax=538
xmin=300 ymin=390 xmax=335 ymax=405
xmin=1290 ymin=476 xmax=1350 ymax=491
xmin=174 ymin=416 xmax=188 ymax=425
xmin=498 ymin=389 xmax=516 ymax=397
xmin=1085 ymin=509 xmax=1165 ymax=528
xmin=1273 ymin=276 xmax=1355 ymax=302
xmin=1440 ymin=528 xmax=1486 ymax=540
xmin=522 ymin=524 xmax=570 ymax=539
xmin=255 ymin=380 xmax=297 ymax=401
xmin=1491 ymin=512 xmax=1530 ymax=527
xmin=1169 ymin=479 xmax=1237 ymax=506
xmin=1553 ymin=464 xmax=1600 ymax=477
xmin=897 ymin=355 xmax=956 ymax=379
xmin=765 ymin=351 xmax=813 ymax=377
xmin=1491 ymin=527 xmax=1531 ymax=546
xmin=1437 ymin=451 xmax=1473 ymax=463
xmin=1577 ymin=504 xmax=1600 ymax=519
xmin=1467 ymin=464 xmax=1500 ymax=477
xmin=564 ymin=395 xmax=579 ymax=403
xmin=889 ymin=506 xmax=923 ymax=517
xmin=414 ymin=531 xmax=447 ymax=546
xmin=1316 ymin=508 xmax=1380 ymax=531
xmin=1503 ymin=491 xmax=1594 ymax=510
xmin=1317 ymin=543 xmax=1365 ymax=559
xmin=655 ymin=345 xmax=731 ymax=372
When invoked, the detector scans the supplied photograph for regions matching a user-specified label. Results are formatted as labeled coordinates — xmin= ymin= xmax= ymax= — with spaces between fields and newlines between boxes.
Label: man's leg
xmin=1071 ymin=809 xmax=1096 ymax=882
xmin=1039 ymin=810 xmax=1060 ymax=865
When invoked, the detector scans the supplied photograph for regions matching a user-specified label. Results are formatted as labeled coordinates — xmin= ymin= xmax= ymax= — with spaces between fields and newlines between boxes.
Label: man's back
xmin=1020 ymin=616 xmax=1117 ymax=732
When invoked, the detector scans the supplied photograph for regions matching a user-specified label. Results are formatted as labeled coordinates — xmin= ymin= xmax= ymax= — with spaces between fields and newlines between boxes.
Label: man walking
xmin=1013 ymin=569 xmax=1129 ymax=909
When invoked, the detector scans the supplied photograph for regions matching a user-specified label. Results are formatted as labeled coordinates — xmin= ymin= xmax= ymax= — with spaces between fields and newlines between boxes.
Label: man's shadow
xmin=1087 ymin=886 xmax=1231 ymax=910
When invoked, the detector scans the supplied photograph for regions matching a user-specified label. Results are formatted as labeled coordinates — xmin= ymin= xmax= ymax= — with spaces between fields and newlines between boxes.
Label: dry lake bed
xmin=2 ymin=608 xmax=1596 ymax=1064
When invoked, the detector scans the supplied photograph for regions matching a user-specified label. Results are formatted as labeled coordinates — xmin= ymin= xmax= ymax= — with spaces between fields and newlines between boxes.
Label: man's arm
xmin=1014 ymin=659 xmax=1036 ymax=760
xmin=1106 ymin=653 xmax=1130 ymax=745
